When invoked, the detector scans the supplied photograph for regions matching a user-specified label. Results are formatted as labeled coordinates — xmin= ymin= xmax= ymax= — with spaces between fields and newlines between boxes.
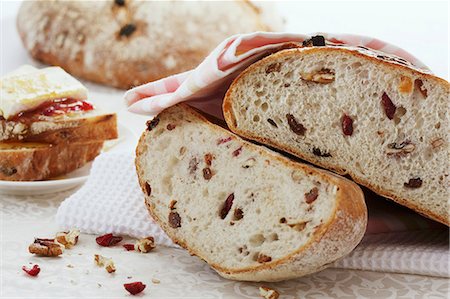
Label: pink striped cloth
xmin=125 ymin=32 xmax=430 ymax=118
xmin=124 ymin=32 xmax=442 ymax=233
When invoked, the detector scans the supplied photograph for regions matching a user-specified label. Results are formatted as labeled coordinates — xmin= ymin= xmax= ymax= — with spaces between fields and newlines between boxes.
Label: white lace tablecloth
xmin=1 ymin=190 xmax=449 ymax=299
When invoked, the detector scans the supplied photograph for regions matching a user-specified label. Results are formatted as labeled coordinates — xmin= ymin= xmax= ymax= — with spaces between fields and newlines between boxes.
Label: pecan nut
xmin=29 ymin=238 xmax=64 ymax=257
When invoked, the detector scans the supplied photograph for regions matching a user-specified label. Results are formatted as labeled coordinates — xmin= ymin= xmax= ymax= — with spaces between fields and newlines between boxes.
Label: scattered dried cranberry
xmin=166 ymin=124 xmax=176 ymax=130
xmin=204 ymin=153 xmax=213 ymax=166
xmin=202 ymin=168 xmax=213 ymax=180
xmin=22 ymin=264 xmax=40 ymax=277
xmin=146 ymin=118 xmax=159 ymax=131
xmin=234 ymin=208 xmax=244 ymax=220
xmin=414 ymin=79 xmax=428 ymax=98
xmin=220 ymin=193 xmax=235 ymax=219
xmin=305 ymin=187 xmax=319 ymax=204
xmin=286 ymin=114 xmax=306 ymax=136
xmin=217 ymin=137 xmax=232 ymax=145
xmin=341 ymin=114 xmax=353 ymax=136
xmin=232 ymin=147 xmax=242 ymax=157
xmin=381 ymin=92 xmax=396 ymax=120
xmin=124 ymin=281 xmax=146 ymax=295
xmin=404 ymin=178 xmax=423 ymax=188
xmin=96 ymin=233 xmax=123 ymax=247
xmin=123 ymin=244 xmax=135 ymax=251
xmin=168 ymin=212 xmax=181 ymax=228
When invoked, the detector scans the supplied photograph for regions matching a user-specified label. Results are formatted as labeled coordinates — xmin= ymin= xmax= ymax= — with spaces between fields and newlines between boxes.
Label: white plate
xmin=0 ymin=123 xmax=136 ymax=195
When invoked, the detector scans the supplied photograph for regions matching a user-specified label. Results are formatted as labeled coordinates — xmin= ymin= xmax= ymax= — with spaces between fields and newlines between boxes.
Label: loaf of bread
xmin=17 ymin=1 xmax=275 ymax=89
xmin=135 ymin=104 xmax=367 ymax=282
xmin=0 ymin=141 xmax=103 ymax=181
xmin=223 ymin=46 xmax=449 ymax=225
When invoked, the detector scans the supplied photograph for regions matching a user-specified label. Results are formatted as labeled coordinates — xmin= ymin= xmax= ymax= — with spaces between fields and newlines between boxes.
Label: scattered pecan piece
xmin=204 ymin=153 xmax=214 ymax=166
xmin=286 ymin=114 xmax=306 ymax=136
xmin=96 ymin=233 xmax=123 ymax=247
xmin=234 ymin=208 xmax=244 ymax=220
xmin=312 ymin=147 xmax=332 ymax=157
xmin=55 ymin=229 xmax=80 ymax=249
xmin=124 ymin=282 xmax=146 ymax=295
xmin=267 ymin=118 xmax=278 ymax=128
xmin=166 ymin=123 xmax=176 ymax=130
xmin=232 ymin=146 xmax=243 ymax=157
xmin=168 ymin=212 xmax=181 ymax=228
xmin=305 ymin=187 xmax=319 ymax=204
xmin=94 ymin=254 xmax=116 ymax=273
xmin=202 ymin=167 xmax=213 ymax=180
xmin=135 ymin=237 xmax=155 ymax=253
xmin=257 ymin=253 xmax=272 ymax=263
xmin=144 ymin=182 xmax=151 ymax=196
xmin=169 ymin=200 xmax=177 ymax=210
xmin=386 ymin=141 xmax=415 ymax=157
xmin=381 ymin=92 xmax=396 ymax=120
xmin=341 ymin=114 xmax=354 ymax=136
xmin=29 ymin=238 xmax=64 ymax=257
xmin=220 ymin=193 xmax=235 ymax=219
xmin=22 ymin=264 xmax=40 ymax=277
xmin=119 ymin=23 xmax=136 ymax=37
xmin=302 ymin=35 xmax=326 ymax=47
xmin=404 ymin=178 xmax=422 ymax=188
xmin=414 ymin=79 xmax=428 ymax=98
xmin=123 ymin=244 xmax=135 ymax=251
xmin=266 ymin=63 xmax=281 ymax=74
xmin=217 ymin=137 xmax=232 ymax=145
xmin=259 ymin=286 xmax=280 ymax=299
xmin=146 ymin=118 xmax=159 ymax=131
xmin=301 ymin=69 xmax=335 ymax=83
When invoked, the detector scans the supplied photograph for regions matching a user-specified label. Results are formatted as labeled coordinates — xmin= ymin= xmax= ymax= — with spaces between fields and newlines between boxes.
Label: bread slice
xmin=223 ymin=46 xmax=449 ymax=225
xmin=135 ymin=104 xmax=367 ymax=282
xmin=0 ymin=110 xmax=118 ymax=143
xmin=0 ymin=141 xmax=103 ymax=181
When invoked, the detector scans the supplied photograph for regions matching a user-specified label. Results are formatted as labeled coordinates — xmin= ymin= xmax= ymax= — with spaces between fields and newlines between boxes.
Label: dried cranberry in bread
xmin=0 ymin=141 xmax=103 ymax=181
xmin=223 ymin=46 xmax=449 ymax=225
xmin=17 ymin=1 xmax=277 ymax=89
xmin=135 ymin=104 xmax=367 ymax=282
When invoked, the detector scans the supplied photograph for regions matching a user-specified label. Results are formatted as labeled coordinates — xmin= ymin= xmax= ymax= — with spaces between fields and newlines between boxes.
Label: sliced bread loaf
xmin=135 ymin=104 xmax=367 ymax=282
xmin=223 ymin=46 xmax=449 ymax=225
xmin=0 ymin=141 xmax=103 ymax=181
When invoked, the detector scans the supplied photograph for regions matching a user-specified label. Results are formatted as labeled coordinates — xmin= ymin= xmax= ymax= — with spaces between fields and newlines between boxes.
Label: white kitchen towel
xmin=56 ymin=151 xmax=449 ymax=277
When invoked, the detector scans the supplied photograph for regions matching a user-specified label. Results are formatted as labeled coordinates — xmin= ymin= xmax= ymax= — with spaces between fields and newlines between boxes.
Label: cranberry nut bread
xmin=135 ymin=104 xmax=367 ymax=282
xmin=17 ymin=1 xmax=276 ymax=89
xmin=223 ymin=46 xmax=449 ymax=225
xmin=0 ymin=141 xmax=103 ymax=181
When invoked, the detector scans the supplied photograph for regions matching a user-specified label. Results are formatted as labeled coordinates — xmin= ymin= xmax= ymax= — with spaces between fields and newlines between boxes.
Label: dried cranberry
xmin=305 ymin=187 xmax=319 ymax=204
xmin=123 ymin=244 xmax=135 ymax=251
xmin=220 ymin=194 xmax=234 ymax=219
xmin=22 ymin=264 xmax=40 ymax=276
xmin=404 ymin=178 xmax=422 ymax=188
xmin=341 ymin=114 xmax=354 ymax=136
xmin=381 ymin=92 xmax=396 ymax=120
xmin=124 ymin=281 xmax=146 ymax=295
xmin=146 ymin=118 xmax=159 ymax=131
xmin=232 ymin=147 xmax=242 ymax=157
xmin=166 ymin=124 xmax=176 ymax=130
xmin=204 ymin=153 xmax=213 ymax=166
xmin=414 ymin=79 xmax=428 ymax=98
xmin=234 ymin=208 xmax=244 ymax=220
xmin=96 ymin=233 xmax=123 ymax=247
xmin=202 ymin=168 xmax=213 ymax=180
xmin=168 ymin=212 xmax=181 ymax=228
xmin=286 ymin=114 xmax=306 ymax=136
xmin=217 ymin=137 xmax=232 ymax=145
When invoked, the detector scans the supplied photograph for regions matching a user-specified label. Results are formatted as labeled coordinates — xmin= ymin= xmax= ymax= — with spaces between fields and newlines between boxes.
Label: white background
xmin=1 ymin=0 xmax=449 ymax=79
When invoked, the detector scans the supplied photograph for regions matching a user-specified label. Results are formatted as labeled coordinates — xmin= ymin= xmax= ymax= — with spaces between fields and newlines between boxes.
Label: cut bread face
xmin=0 ymin=110 xmax=118 ymax=143
xmin=223 ymin=46 xmax=449 ymax=225
xmin=135 ymin=104 xmax=367 ymax=282
xmin=0 ymin=141 xmax=103 ymax=181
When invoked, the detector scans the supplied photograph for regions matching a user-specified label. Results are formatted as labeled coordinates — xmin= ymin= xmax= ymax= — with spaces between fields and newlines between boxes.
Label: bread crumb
xmin=259 ymin=286 xmax=279 ymax=299
xmin=152 ymin=278 xmax=160 ymax=284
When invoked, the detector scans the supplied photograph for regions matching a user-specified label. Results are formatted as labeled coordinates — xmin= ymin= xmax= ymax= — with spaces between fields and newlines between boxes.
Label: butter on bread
xmin=0 ymin=65 xmax=87 ymax=120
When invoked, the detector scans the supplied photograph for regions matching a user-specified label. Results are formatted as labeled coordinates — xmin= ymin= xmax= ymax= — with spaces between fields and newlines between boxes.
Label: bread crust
xmin=135 ymin=104 xmax=367 ymax=281
xmin=17 ymin=1 xmax=269 ymax=89
xmin=0 ymin=113 xmax=117 ymax=143
xmin=223 ymin=46 xmax=450 ymax=226
xmin=0 ymin=141 xmax=103 ymax=181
